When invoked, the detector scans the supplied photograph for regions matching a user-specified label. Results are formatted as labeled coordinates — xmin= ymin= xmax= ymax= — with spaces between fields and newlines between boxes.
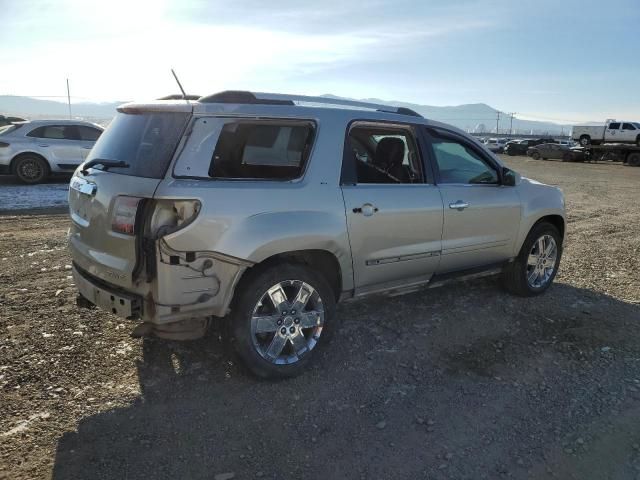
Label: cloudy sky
xmin=1 ymin=0 xmax=639 ymax=122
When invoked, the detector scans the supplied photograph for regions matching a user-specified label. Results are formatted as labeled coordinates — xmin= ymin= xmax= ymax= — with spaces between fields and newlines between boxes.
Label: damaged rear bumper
xmin=72 ymin=242 xmax=251 ymax=338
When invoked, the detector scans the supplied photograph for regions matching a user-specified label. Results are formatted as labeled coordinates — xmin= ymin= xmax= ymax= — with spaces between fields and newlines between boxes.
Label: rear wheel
xmin=579 ymin=135 xmax=591 ymax=146
xmin=502 ymin=222 xmax=562 ymax=296
xmin=13 ymin=155 xmax=49 ymax=184
xmin=231 ymin=263 xmax=336 ymax=378
xmin=627 ymin=153 xmax=640 ymax=167
xmin=531 ymin=151 xmax=541 ymax=160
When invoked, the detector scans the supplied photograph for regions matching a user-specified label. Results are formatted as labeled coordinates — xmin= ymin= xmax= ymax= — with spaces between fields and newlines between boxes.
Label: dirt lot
xmin=1 ymin=156 xmax=639 ymax=480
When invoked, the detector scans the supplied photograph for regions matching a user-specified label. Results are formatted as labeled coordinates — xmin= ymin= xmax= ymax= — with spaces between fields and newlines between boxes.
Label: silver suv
xmin=0 ymin=120 xmax=103 ymax=183
xmin=68 ymin=91 xmax=565 ymax=378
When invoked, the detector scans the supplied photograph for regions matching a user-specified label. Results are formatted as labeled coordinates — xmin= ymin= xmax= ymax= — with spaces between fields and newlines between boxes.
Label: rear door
xmin=425 ymin=127 xmax=521 ymax=273
xmin=68 ymin=109 xmax=191 ymax=288
xmin=340 ymin=121 xmax=443 ymax=292
xmin=605 ymin=122 xmax=621 ymax=142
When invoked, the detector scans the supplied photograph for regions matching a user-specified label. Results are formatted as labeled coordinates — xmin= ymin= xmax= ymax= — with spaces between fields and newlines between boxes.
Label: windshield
xmin=84 ymin=111 xmax=190 ymax=178
xmin=634 ymin=123 xmax=640 ymax=129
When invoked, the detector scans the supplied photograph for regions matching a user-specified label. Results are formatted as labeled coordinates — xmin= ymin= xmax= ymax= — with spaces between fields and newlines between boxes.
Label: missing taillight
xmin=150 ymin=200 xmax=201 ymax=238
xmin=112 ymin=196 xmax=142 ymax=235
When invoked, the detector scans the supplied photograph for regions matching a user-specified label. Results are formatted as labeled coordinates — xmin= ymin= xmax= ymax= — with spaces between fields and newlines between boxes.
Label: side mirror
xmin=502 ymin=167 xmax=521 ymax=186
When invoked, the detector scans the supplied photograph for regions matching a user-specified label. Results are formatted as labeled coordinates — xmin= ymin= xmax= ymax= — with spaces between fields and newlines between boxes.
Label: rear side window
xmin=85 ymin=112 xmax=190 ymax=178
xmin=208 ymin=120 xmax=314 ymax=180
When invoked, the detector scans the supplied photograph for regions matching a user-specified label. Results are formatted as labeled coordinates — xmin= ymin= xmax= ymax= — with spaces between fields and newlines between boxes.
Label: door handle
xmin=353 ymin=203 xmax=379 ymax=216
xmin=38 ymin=144 xmax=49 ymax=147
xmin=82 ymin=146 xmax=92 ymax=150
xmin=449 ymin=200 xmax=470 ymax=211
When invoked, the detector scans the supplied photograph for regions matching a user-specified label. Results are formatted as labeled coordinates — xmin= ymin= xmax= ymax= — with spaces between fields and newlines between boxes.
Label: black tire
xmin=579 ymin=135 xmax=590 ymax=146
xmin=627 ymin=153 xmax=640 ymax=167
xmin=636 ymin=136 xmax=640 ymax=147
xmin=501 ymin=222 xmax=562 ymax=297
xmin=531 ymin=151 xmax=541 ymax=160
xmin=231 ymin=263 xmax=337 ymax=379
xmin=13 ymin=155 xmax=49 ymax=184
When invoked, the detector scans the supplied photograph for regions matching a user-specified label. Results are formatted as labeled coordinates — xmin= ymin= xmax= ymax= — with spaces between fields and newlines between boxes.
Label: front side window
xmin=430 ymin=134 xmax=498 ymax=184
xmin=208 ymin=120 xmax=314 ymax=180
xmin=347 ymin=124 xmax=423 ymax=184
xmin=77 ymin=126 xmax=102 ymax=141
xmin=622 ymin=123 xmax=636 ymax=130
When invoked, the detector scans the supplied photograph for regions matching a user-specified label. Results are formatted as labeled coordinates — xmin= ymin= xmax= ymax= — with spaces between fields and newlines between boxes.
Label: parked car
xmin=485 ymin=138 xmax=507 ymax=153
xmin=572 ymin=119 xmax=640 ymax=146
xmin=68 ymin=91 xmax=566 ymax=378
xmin=505 ymin=138 xmax=562 ymax=156
xmin=527 ymin=143 xmax=573 ymax=161
xmin=0 ymin=119 xmax=104 ymax=183
xmin=0 ymin=115 xmax=27 ymax=127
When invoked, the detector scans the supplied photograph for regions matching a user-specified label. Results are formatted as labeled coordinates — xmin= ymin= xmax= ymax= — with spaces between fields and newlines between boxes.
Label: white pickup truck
xmin=572 ymin=120 xmax=640 ymax=146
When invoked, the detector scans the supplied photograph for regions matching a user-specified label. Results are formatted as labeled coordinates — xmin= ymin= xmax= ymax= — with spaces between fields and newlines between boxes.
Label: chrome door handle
xmin=449 ymin=200 xmax=470 ymax=211
xmin=353 ymin=203 xmax=379 ymax=216
xmin=38 ymin=144 xmax=49 ymax=147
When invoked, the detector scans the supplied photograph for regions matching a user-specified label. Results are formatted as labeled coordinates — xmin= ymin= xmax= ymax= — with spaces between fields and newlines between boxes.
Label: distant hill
xmin=0 ymin=96 xmax=124 ymax=125
xmin=322 ymin=94 xmax=571 ymax=135
xmin=1 ymin=94 xmax=573 ymax=134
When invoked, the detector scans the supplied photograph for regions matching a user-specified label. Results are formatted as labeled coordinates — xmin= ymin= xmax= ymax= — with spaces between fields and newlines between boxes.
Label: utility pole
xmin=508 ymin=112 xmax=516 ymax=135
xmin=495 ymin=110 xmax=501 ymax=134
xmin=66 ymin=78 xmax=72 ymax=119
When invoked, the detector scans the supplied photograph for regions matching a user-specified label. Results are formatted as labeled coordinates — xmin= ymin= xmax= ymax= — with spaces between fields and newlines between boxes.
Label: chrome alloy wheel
xmin=250 ymin=280 xmax=324 ymax=365
xmin=526 ymin=234 xmax=558 ymax=288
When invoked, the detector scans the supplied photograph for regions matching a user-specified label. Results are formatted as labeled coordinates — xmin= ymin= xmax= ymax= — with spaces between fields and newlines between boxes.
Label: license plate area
xmin=73 ymin=266 xmax=142 ymax=319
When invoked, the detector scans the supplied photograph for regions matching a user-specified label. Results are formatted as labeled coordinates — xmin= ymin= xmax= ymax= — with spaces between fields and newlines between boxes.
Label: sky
xmin=1 ymin=0 xmax=639 ymax=123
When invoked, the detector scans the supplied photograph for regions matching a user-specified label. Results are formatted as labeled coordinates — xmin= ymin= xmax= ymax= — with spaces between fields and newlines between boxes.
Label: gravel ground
xmin=1 ymin=156 xmax=639 ymax=480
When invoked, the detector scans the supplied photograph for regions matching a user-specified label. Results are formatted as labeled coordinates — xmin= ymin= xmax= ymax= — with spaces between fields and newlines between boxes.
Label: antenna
xmin=66 ymin=78 xmax=72 ymax=119
xmin=171 ymin=69 xmax=188 ymax=100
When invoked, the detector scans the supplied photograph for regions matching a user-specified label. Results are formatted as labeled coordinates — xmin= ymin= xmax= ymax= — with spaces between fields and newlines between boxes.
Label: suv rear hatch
xmin=68 ymin=104 xmax=191 ymax=289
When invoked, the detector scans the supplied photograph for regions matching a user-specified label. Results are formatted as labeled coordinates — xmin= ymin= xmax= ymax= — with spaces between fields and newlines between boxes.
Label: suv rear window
xmin=208 ymin=120 xmax=314 ymax=180
xmin=84 ymin=112 xmax=189 ymax=178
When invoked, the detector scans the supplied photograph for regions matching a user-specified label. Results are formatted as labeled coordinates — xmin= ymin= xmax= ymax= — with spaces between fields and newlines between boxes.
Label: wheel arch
xmin=532 ymin=215 xmax=565 ymax=243
xmin=235 ymin=249 xmax=343 ymax=302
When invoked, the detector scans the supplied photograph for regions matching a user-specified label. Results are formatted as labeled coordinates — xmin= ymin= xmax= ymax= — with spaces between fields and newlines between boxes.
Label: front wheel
xmin=231 ymin=263 xmax=336 ymax=378
xmin=502 ymin=222 xmax=562 ymax=296
xmin=531 ymin=151 xmax=541 ymax=160
xmin=579 ymin=135 xmax=591 ymax=146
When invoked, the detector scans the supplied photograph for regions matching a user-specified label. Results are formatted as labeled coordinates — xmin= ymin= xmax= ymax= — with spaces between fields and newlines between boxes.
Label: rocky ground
xmin=1 ymin=156 xmax=639 ymax=480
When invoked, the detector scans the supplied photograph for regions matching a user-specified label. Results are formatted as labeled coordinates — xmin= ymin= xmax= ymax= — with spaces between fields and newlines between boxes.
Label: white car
xmin=0 ymin=119 xmax=104 ymax=183
xmin=485 ymin=138 xmax=507 ymax=153
xmin=572 ymin=120 xmax=640 ymax=146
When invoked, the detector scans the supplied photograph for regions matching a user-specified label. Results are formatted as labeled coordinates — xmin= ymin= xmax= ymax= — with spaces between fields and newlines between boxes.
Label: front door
xmin=425 ymin=128 xmax=521 ymax=273
xmin=341 ymin=122 xmax=444 ymax=292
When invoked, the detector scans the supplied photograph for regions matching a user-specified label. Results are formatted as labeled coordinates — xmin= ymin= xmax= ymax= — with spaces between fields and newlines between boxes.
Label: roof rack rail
xmin=157 ymin=94 xmax=201 ymax=101
xmin=198 ymin=91 xmax=423 ymax=117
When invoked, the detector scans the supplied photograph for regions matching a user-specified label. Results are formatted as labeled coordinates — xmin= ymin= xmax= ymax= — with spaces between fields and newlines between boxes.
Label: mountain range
xmin=0 ymin=94 xmax=574 ymax=134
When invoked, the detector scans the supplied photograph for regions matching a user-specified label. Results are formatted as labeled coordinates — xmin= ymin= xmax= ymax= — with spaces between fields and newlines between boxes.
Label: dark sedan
xmin=527 ymin=143 xmax=573 ymax=161
xmin=505 ymin=138 xmax=557 ymax=156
